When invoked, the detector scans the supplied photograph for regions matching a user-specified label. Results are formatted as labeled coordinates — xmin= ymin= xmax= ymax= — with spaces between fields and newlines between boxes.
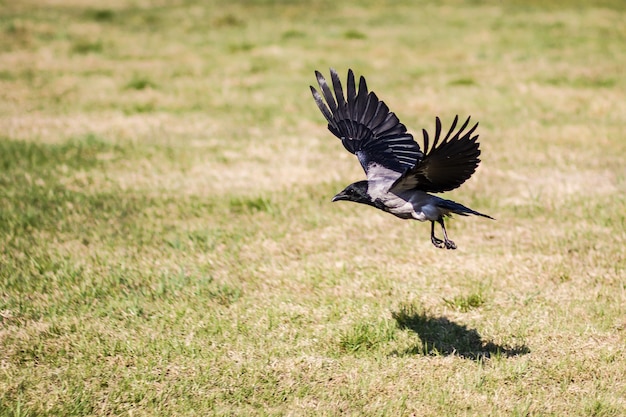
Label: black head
xmin=331 ymin=181 xmax=373 ymax=205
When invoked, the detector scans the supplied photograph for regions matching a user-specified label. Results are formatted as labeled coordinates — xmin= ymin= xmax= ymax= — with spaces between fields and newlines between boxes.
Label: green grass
xmin=1 ymin=0 xmax=626 ymax=415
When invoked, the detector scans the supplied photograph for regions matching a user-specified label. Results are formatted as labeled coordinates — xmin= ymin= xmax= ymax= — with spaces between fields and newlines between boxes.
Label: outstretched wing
xmin=310 ymin=68 xmax=423 ymax=177
xmin=391 ymin=115 xmax=481 ymax=193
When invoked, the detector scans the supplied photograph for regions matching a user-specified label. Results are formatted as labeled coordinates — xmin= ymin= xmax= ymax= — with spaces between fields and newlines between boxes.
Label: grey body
xmin=366 ymin=163 xmax=452 ymax=221
xmin=311 ymin=69 xmax=493 ymax=249
xmin=376 ymin=189 xmax=451 ymax=221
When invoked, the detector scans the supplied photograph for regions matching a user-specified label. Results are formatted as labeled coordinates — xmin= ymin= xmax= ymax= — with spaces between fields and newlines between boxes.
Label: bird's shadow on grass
xmin=391 ymin=307 xmax=530 ymax=361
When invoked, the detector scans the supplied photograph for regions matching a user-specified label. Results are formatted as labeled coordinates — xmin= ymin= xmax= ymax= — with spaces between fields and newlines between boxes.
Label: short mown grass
xmin=1 ymin=0 xmax=625 ymax=416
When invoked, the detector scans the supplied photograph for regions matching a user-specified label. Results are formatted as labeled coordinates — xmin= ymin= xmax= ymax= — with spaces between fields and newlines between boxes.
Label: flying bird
xmin=310 ymin=68 xmax=493 ymax=249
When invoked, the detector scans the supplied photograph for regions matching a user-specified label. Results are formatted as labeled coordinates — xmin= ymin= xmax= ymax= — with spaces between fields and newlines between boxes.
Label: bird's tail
xmin=437 ymin=199 xmax=494 ymax=220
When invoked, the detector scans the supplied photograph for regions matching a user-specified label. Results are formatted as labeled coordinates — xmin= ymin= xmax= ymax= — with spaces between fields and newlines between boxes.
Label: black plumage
xmin=311 ymin=70 xmax=421 ymax=174
xmin=311 ymin=68 xmax=493 ymax=249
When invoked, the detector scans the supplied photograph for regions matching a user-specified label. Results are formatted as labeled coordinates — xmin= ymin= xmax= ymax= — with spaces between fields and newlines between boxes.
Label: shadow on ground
xmin=391 ymin=307 xmax=530 ymax=360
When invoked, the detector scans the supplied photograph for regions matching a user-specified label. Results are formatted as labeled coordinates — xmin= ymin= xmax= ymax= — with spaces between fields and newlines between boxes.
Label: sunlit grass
xmin=1 ymin=0 xmax=625 ymax=415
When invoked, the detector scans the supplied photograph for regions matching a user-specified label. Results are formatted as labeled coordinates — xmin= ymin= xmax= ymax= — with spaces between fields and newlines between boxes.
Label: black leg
xmin=437 ymin=218 xmax=457 ymax=250
xmin=430 ymin=221 xmax=444 ymax=248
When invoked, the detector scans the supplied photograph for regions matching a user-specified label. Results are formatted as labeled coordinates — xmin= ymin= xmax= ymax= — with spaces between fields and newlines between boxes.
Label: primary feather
xmin=310 ymin=69 xmax=422 ymax=176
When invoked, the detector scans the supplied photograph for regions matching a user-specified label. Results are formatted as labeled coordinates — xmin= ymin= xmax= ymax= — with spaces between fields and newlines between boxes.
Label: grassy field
xmin=1 ymin=0 xmax=625 ymax=415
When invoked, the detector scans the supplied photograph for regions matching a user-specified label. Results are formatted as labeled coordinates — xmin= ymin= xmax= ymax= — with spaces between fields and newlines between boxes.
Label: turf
xmin=1 ymin=0 xmax=625 ymax=415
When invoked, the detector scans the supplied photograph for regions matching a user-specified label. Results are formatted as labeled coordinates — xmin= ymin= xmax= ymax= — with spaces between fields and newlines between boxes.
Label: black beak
xmin=331 ymin=192 xmax=348 ymax=202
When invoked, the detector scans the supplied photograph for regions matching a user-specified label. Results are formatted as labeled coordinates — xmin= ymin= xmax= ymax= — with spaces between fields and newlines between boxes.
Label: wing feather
xmin=310 ymin=69 xmax=423 ymax=175
xmin=315 ymin=71 xmax=337 ymax=115
xmin=310 ymin=86 xmax=334 ymax=126
xmin=391 ymin=116 xmax=482 ymax=193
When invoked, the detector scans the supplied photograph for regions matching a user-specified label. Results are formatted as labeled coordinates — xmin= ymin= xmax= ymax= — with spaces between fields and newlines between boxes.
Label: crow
xmin=310 ymin=68 xmax=493 ymax=249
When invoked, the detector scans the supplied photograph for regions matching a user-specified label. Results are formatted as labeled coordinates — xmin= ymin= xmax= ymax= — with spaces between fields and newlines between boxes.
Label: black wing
xmin=391 ymin=116 xmax=481 ymax=193
xmin=310 ymin=68 xmax=423 ymax=175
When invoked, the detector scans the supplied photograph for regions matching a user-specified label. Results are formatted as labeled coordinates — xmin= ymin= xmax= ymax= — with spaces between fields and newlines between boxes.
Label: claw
xmin=431 ymin=235 xmax=444 ymax=248
xmin=437 ymin=218 xmax=458 ymax=250
xmin=444 ymin=239 xmax=457 ymax=250
xmin=430 ymin=221 xmax=445 ymax=248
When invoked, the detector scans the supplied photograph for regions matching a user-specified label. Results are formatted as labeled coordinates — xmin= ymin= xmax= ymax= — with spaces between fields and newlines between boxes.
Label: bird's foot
xmin=444 ymin=239 xmax=457 ymax=250
xmin=431 ymin=236 xmax=445 ymax=248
